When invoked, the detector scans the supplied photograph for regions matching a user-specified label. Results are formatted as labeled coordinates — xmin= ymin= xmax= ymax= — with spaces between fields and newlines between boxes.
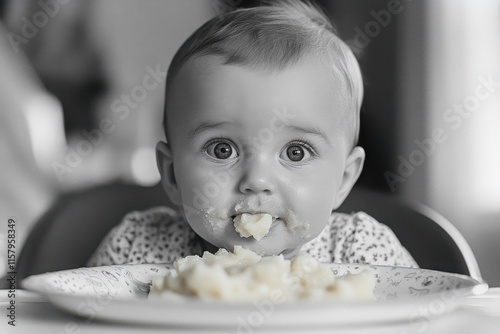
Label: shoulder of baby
xmin=330 ymin=211 xmax=387 ymax=232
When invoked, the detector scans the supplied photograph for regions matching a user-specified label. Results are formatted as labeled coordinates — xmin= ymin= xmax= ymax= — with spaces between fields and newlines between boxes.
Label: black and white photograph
xmin=0 ymin=0 xmax=499 ymax=333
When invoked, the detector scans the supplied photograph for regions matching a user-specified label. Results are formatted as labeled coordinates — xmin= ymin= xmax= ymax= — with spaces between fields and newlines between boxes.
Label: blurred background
xmin=0 ymin=0 xmax=499 ymax=284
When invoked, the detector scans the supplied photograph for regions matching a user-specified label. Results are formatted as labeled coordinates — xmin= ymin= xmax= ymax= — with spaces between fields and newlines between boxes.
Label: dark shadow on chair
xmin=17 ymin=182 xmax=169 ymax=281
xmin=338 ymin=187 xmax=480 ymax=278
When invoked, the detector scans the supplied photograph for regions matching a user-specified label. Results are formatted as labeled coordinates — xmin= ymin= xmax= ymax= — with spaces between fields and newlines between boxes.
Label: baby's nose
xmin=238 ymin=159 xmax=276 ymax=195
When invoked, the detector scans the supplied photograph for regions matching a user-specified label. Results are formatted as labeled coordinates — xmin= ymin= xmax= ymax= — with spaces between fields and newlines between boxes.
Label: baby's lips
xmin=236 ymin=212 xmax=275 ymax=222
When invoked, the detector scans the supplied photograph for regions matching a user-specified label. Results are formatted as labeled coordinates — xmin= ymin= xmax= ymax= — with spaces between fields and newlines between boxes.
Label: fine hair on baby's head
xmin=163 ymin=0 xmax=363 ymax=147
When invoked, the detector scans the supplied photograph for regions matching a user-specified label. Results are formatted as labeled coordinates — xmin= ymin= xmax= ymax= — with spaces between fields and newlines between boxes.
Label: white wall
xmin=400 ymin=0 xmax=500 ymax=284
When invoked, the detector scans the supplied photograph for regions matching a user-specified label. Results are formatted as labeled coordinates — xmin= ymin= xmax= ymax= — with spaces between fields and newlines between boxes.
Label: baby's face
xmin=159 ymin=55 xmax=364 ymax=257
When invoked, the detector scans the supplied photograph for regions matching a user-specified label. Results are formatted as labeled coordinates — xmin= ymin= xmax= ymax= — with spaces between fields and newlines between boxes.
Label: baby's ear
xmin=334 ymin=146 xmax=365 ymax=208
xmin=156 ymin=141 xmax=181 ymax=206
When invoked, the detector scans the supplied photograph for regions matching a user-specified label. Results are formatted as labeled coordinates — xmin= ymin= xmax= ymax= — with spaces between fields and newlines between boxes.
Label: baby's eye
xmin=280 ymin=141 xmax=315 ymax=162
xmin=205 ymin=140 xmax=238 ymax=160
xmin=286 ymin=145 xmax=305 ymax=161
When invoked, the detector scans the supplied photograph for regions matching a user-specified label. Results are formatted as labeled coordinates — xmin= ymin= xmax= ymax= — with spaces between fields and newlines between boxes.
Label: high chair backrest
xmin=17 ymin=183 xmax=481 ymax=280
xmin=338 ymin=187 xmax=481 ymax=280
xmin=17 ymin=182 xmax=170 ymax=280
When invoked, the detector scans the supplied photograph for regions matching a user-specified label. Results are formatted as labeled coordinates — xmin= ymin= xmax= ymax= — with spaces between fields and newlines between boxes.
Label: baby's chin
xmin=220 ymin=241 xmax=297 ymax=258
xmin=193 ymin=216 xmax=311 ymax=257
xmin=212 ymin=230 xmax=303 ymax=257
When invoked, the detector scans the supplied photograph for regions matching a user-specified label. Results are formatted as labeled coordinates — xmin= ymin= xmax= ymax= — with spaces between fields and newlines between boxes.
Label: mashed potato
xmin=233 ymin=213 xmax=274 ymax=240
xmin=149 ymin=246 xmax=375 ymax=302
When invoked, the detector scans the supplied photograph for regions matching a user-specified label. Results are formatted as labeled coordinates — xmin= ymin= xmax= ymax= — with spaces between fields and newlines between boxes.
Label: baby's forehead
xmin=172 ymin=54 xmax=351 ymax=107
xmin=167 ymin=55 xmax=355 ymax=145
xmin=174 ymin=54 xmax=352 ymax=98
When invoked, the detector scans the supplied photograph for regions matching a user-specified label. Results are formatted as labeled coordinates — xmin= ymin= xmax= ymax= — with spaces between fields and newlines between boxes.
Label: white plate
xmin=22 ymin=264 xmax=487 ymax=329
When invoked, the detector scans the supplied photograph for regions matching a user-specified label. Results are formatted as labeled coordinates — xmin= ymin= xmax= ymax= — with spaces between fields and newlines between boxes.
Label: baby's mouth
xmin=232 ymin=213 xmax=278 ymax=241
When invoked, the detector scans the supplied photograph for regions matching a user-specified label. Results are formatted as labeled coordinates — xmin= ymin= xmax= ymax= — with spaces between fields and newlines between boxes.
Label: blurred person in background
xmin=3 ymin=0 xmax=214 ymax=188
xmin=0 ymin=21 xmax=64 ymax=277
xmin=0 ymin=0 xmax=215 ymax=278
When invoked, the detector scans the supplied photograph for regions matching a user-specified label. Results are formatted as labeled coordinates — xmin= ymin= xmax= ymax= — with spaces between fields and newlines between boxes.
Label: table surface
xmin=2 ymin=289 xmax=500 ymax=334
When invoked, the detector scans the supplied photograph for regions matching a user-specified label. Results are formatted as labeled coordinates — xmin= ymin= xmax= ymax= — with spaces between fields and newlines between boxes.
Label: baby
xmin=88 ymin=0 xmax=417 ymax=268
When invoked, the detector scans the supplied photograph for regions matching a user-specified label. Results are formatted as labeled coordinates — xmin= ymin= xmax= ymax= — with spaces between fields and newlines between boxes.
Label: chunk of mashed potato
xmin=233 ymin=213 xmax=274 ymax=240
xmin=149 ymin=246 xmax=375 ymax=302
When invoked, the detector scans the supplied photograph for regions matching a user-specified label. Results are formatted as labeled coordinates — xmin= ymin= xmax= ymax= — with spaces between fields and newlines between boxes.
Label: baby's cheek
xmin=182 ymin=204 xmax=228 ymax=245
xmin=179 ymin=175 xmax=231 ymax=234
xmin=182 ymin=165 xmax=236 ymax=208
xmin=203 ymin=207 xmax=232 ymax=232
xmin=289 ymin=178 xmax=336 ymax=233
xmin=179 ymin=172 xmax=213 ymax=210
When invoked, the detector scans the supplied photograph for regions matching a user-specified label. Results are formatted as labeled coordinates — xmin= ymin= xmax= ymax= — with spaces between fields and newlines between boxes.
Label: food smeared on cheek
xmin=284 ymin=210 xmax=310 ymax=239
xmin=204 ymin=207 xmax=231 ymax=231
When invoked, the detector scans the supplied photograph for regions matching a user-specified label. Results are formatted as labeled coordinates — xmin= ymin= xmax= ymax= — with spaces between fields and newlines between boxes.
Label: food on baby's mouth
xmin=233 ymin=213 xmax=274 ymax=240
xmin=149 ymin=246 xmax=375 ymax=302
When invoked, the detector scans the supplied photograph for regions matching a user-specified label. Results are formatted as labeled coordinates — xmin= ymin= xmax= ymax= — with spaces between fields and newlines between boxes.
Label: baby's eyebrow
xmin=188 ymin=121 xmax=232 ymax=139
xmin=287 ymin=125 xmax=330 ymax=144
xmin=188 ymin=122 xmax=330 ymax=144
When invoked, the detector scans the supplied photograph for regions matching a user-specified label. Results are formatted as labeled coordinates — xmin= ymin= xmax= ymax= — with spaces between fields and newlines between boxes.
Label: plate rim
xmin=21 ymin=263 xmax=489 ymax=328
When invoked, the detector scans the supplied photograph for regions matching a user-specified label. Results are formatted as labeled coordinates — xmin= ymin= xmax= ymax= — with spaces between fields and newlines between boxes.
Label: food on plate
xmin=149 ymin=246 xmax=375 ymax=301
